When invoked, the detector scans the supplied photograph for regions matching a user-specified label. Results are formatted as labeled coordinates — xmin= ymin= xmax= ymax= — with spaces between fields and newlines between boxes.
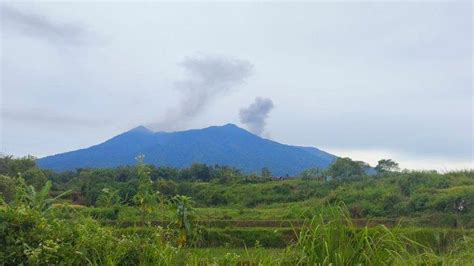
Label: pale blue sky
xmin=1 ymin=1 xmax=472 ymax=170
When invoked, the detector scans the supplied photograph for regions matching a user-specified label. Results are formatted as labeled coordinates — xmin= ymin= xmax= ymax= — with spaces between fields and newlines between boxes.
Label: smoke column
xmin=239 ymin=97 xmax=274 ymax=136
xmin=150 ymin=54 xmax=254 ymax=130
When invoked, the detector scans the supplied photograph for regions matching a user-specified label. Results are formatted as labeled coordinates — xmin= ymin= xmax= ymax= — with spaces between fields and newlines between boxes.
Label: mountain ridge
xmin=37 ymin=124 xmax=337 ymax=175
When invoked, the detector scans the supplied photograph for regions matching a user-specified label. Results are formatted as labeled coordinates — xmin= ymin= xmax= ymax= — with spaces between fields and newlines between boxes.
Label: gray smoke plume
xmin=239 ymin=97 xmax=274 ymax=136
xmin=1 ymin=4 xmax=87 ymax=45
xmin=150 ymin=54 xmax=254 ymax=130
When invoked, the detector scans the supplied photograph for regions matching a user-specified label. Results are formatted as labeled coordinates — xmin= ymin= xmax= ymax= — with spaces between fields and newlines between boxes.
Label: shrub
xmin=82 ymin=207 xmax=120 ymax=220
xmin=0 ymin=204 xmax=116 ymax=264
xmin=0 ymin=175 xmax=16 ymax=203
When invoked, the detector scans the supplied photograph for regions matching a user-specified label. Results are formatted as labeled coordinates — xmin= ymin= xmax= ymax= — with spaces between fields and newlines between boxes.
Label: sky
xmin=1 ymin=1 xmax=472 ymax=170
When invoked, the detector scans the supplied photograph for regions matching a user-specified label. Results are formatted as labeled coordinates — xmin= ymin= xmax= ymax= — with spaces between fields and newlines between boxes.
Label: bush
xmin=200 ymin=228 xmax=291 ymax=248
xmin=0 ymin=205 xmax=117 ymax=264
xmin=0 ymin=175 xmax=16 ymax=203
xmin=82 ymin=207 xmax=120 ymax=220
xmin=0 ymin=204 xmax=179 ymax=265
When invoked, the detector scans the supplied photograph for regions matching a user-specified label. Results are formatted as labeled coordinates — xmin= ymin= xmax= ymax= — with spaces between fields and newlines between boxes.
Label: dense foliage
xmin=1 ymin=155 xmax=473 ymax=264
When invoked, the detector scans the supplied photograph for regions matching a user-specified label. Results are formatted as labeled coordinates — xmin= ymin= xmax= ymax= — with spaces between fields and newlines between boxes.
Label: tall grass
xmin=442 ymin=234 xmax=474 ymax=265
xmin=294 ymin=205 xmax=440 ymax=265
xmin=4 ymin=202 xmax=469 ymax=265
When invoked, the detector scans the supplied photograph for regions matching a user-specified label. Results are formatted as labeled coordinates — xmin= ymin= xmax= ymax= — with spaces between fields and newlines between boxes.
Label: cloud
xmin=289 ymin=108 xmax=473 ymax=161
xmin=1 ymin=4 xmax=87 ymax=45
xmin=1 ymin=108 xmax=103 ymax=128
xmin=149 ymin=54 xmax=254 ymax=130
xmin=239 ymin=97 xmax=274 ymax=136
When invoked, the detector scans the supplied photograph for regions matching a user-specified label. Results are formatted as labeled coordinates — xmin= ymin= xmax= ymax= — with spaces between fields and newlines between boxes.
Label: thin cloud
xmin=2 ymin=108 xmax=104 ymax=128
xmin=1 ymin=4 xmax=88 ymax=45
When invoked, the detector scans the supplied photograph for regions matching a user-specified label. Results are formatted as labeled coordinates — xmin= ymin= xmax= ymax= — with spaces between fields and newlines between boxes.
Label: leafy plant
xmin=96 ymin=187 xmax=121 ymax=208
xmin=172 ymin=195 xmax=195 ymax=247
xmin=133 ymin=155 xmax=158 ymax=225
xmin=14 ymin=177 xmax=70 ymax=214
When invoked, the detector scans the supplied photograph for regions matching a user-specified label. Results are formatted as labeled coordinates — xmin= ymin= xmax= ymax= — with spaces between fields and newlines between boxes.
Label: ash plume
xmin=150 ymin=54 xmax=254 ymax=130
xmin=239 ymin=97 xmax=274 ymax=136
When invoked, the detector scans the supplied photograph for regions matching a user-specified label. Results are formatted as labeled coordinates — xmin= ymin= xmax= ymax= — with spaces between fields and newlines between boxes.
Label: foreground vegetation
xmin=1 ymin=155 xmax=473 ymax=264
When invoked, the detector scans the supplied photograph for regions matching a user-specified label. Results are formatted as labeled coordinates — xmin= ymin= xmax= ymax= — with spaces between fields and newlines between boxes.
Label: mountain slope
xmin=37 ymin=124 xmax=337 ymax=175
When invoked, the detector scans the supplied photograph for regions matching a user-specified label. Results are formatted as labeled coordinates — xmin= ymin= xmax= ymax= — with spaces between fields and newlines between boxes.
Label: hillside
xmin=37 ymin=124 xmax=336 ymax=175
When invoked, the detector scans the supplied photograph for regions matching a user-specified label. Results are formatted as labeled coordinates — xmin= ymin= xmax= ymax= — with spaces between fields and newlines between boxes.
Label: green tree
xmin=261 ymin=167 xmax=272 ymax=179
xmin=0 ymin=155 xmax=36 ymax=176
xmin=22 ymin=168 xmax=48 ymax=190
xmin=154 ymin=179 xmax=177 ymax=196
xmin=299 ymin=168 xmax=325 ymax=180
xmin=0 ymin=175 xmax=16 ymax=203
xmin=189 ymin=163 xmax=211 ymax=181
xmin=328 ymin=158 xmax=365 ymax=178
xmin=375 ymin=159 xmax=400 ymax=173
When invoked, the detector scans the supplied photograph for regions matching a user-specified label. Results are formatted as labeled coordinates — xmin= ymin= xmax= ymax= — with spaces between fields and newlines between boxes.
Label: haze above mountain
xmin=37 ymin=124 xmax=336 ymax=175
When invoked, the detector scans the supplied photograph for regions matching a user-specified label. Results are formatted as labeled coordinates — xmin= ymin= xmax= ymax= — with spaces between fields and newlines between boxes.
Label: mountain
xmin=37 ymin=124 xmax=337 ymax=175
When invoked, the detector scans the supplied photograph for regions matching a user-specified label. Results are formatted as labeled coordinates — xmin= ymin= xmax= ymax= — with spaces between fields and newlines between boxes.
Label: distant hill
xmin=37 ymin=124 xmax=337 ymax=175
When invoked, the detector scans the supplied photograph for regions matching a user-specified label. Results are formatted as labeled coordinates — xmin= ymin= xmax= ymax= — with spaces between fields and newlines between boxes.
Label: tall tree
xmin=328 ymin=158 xmax=365 ymax=178
xmin=375 ymin=159 xmax=400 ymax=173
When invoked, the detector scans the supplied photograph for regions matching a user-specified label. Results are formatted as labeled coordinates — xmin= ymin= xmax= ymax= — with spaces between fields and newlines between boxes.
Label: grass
xmin=108 ymin=213 xmax=473 ymax=265
xmin=177 ymin=248 xmax=294 ymax=265
xmin=295 ymin=206 xmax=440 ymax=265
